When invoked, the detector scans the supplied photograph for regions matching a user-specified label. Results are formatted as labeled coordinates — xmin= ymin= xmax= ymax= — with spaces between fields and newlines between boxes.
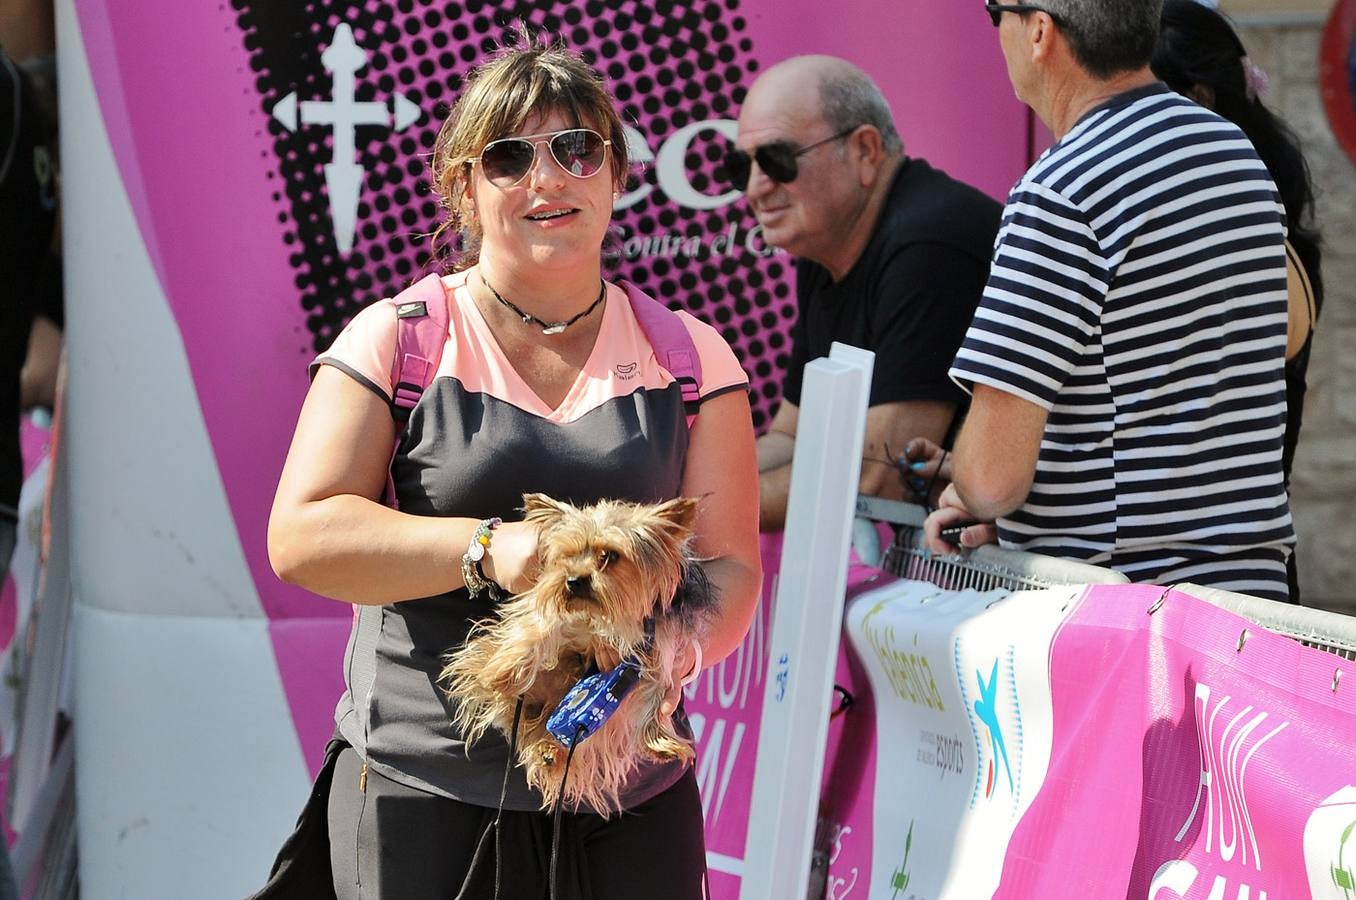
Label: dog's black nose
xmin=566 ymin=576 xmax=591 ymax=598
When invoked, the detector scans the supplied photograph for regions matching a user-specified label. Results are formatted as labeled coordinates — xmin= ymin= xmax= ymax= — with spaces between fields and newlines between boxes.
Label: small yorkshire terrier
xmin=440 ymin=492 xmax=719 ymax=816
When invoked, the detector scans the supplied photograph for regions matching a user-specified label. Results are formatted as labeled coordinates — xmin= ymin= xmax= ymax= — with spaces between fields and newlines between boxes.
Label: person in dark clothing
xmin=1152 ymin=0 xmax=1324 ymax=603
xmin=0 ymin=49 xmax=58 ymax=576
xmin=0 ymin=46 xmax=59 ymax=900
xmin=731 ymin=55 xmax=1002 ymax=531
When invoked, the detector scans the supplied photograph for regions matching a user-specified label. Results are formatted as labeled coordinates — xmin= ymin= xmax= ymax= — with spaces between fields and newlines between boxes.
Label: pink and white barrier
xmin=999 ymin=583 xmax=1355 ymax=900
xmin=688 ymin=558 xmax=1356 ymax=899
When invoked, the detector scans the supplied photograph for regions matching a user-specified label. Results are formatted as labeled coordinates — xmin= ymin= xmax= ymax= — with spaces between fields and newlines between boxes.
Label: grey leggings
xmin=327 ymin=747 xmax=709 ymax=900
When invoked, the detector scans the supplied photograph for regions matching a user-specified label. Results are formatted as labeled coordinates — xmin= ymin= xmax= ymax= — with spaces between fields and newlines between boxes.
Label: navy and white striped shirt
xmin=951 ymin=84 xmax=1294 ymax=600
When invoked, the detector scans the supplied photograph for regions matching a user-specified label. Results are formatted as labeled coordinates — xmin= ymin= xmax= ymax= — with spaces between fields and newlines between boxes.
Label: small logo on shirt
xmin=615 ymin=362 xmax=638 ymax=380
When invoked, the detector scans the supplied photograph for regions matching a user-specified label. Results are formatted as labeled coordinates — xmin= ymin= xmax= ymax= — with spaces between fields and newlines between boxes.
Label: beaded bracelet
xmin=461 ymin=517 xmax=503 ymax=600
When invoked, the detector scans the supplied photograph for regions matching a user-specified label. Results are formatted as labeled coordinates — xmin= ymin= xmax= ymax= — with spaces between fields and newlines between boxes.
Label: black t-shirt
xmin=782 ymin=157 xmax=1001 ymax=412
xmin=0 ymin=55 xmax=59 ymax=514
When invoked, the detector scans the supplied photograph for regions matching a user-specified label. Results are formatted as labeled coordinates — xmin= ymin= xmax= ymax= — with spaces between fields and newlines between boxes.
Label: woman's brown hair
xmin=428 ymin=31 xmax=629 ymax=270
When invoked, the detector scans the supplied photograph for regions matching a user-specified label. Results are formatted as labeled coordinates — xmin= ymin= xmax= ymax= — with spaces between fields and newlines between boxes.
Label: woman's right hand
xmin=481 ymin=519 xmax=540 ymax=595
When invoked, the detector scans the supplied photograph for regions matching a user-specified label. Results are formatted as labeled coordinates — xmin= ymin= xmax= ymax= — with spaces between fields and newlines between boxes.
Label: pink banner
xmin=998 ymin=584 xmax=1356 ymax=899
xmin=71 ymin=0 xmax=1031 ymax=776
xmin=71 ymin=0 xmax=1028 ymax=626
xmin=692 ymin=571 xmax=1356 ymax=899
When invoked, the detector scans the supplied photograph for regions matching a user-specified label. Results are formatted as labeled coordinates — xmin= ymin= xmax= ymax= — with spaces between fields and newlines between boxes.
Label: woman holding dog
xmin=258 ymin=36 xmax=761 ymax=900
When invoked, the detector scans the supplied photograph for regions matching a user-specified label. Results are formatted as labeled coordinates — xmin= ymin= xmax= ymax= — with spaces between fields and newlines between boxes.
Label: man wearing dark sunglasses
xmin=924 ymin=0 xmax=1295 ymax=601
xmin=734 ymin=55 xmax=1001 ymax=532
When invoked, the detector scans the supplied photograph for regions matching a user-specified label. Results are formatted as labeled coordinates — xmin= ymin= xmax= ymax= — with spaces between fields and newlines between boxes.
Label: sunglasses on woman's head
xmin=472 ymin=128 xmax=611 ymax=187
xmin=724 ymin=127 xmax=858 ymax=191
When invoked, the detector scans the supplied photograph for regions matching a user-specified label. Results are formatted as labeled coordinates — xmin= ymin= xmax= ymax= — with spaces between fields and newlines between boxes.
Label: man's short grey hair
xmin=1040 ymin=0 xmax=1163 ymax=79
xmin=817 ymin=68 xmax=903 ymax=156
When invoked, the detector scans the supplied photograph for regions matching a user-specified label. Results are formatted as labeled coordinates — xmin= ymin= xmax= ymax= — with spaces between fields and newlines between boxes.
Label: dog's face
xmin=522 ymin=494 xmax=700 ymax=629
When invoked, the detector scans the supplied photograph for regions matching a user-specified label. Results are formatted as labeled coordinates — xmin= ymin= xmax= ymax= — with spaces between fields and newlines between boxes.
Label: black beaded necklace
xmin=482 ymin=275 xmax=606 ymax=336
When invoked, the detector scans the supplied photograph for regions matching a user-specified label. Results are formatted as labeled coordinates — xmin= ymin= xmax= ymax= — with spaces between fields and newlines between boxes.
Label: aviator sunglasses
xmin=723 ymin=126 xmax=859 ymax=191
xmin=985 ymin=1 xmax=1062 ymax=26
xmin=472 ymin=127 xmax=612 ymax=187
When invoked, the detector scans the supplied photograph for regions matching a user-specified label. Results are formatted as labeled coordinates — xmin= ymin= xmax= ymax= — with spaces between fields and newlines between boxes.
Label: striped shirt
xmin=951 ymin=84 xmax=1294 ymax=600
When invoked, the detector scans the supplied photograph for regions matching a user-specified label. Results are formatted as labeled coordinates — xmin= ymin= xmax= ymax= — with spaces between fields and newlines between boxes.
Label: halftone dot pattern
xmin=233 ymin=0 xmax=795 ymax=430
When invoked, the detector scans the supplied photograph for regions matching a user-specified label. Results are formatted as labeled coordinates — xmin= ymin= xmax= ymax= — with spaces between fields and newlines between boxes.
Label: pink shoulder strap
xmin=384 ymin=276 xmax=701 ymax=464
xmin=620 ymin=280 xmax=702 ymax=426
xmin=389 ymin=272 xmax=451 ymax=420
xmin=383 ymin=273 xmax=450 ymax=512
xmin=357 ymin=274 xmax=449 ymax=628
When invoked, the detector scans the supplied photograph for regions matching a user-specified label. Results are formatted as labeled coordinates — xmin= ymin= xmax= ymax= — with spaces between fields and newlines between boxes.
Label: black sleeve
xmin=0 ymin=55 xmax=57 ymax=312
xmin=864 ymin=243 xmax=989 ymax=408
xmin=33 ymin=254 xmax=63 ymax=328
xmin=1 ymin=54 xmax=59 ymax=378
xmin=778 ymin=265 xmax=813 ymax=408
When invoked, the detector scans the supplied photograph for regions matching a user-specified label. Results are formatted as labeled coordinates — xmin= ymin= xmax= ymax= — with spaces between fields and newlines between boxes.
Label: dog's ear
xmin=649 ymin=495 xmax=701 ymax=536
xmin=521 ymin=492 xmax=572 ymax=529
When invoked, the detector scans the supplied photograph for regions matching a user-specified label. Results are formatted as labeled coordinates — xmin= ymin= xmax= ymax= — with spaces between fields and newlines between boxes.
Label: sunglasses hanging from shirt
xmin=472 ymin=127 xmax=612 ymax=187
xmin=723 ymin=126 xmax=859 ymax=191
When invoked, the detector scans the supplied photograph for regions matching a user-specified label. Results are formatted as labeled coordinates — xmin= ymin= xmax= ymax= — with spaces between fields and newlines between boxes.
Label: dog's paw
xmin=523 ymin=737 xmax=563 ymax=778
xmin=640 ymin=715 xmax=696 ymax=762
xmin=645 ymin=734 xmax=695 ymax=762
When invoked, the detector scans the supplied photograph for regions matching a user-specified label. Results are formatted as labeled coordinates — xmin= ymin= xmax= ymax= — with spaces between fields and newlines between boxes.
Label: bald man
xmin=731 ymin=55 xmax=1001 ymax=530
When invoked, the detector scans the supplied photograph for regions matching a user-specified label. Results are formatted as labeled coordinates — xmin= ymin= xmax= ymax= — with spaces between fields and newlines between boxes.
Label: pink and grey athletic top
xmin=313 ymin=269 xmax=748 ymax=811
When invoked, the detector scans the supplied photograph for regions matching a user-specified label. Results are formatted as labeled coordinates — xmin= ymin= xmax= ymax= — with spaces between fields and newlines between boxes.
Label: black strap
xmin=550 ymin=725 xmax=586 ymax=900
xmin=455 ymin=697 xmax=524 ymax=900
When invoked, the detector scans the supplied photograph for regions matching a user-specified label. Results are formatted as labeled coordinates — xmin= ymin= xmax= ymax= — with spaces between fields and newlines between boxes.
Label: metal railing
xmin=1174 ymin=582 xmax=1356 ymax=661
xmin=857 ymin=498 xmax=1355 ymax=660
xmin=858 ymin=499 xmax=1127 ymax=590
xmin=882 ymin=529 xmax=1129 ymax=590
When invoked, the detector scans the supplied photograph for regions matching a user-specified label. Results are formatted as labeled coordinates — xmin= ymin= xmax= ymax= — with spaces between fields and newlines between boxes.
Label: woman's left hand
xmin=482 ymin=519 xmax=540 ymax=595
xmin=660 ymin=639 xmax=701 ymax=719
xmin=590 ymin=638 xmax=697 ymax=719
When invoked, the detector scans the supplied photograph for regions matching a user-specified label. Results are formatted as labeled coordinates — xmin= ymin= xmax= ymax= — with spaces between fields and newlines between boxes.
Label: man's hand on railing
xmin=923 ymin=484 xmax=998 ymax=554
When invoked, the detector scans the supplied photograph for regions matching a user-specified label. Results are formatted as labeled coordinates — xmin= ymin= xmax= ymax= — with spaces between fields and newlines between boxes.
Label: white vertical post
xmin=739 ymin=343 xmax=873 ymax=900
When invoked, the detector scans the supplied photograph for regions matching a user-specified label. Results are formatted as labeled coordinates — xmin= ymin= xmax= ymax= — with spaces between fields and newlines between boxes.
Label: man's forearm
xmin=757 ymin=430 xmax=795 ymax=473
xmin=946 ymin=386 xmax=1045 ymax=521
xmin=758 ymin=464 xmax=792 ymax=531
xmin=759 ymin=454 xmax=906 ymax=532
xmin=950 ymin=436 xmax=1031 ymax=520
xmin=951 ymin=476 xmax=1026 ymax=521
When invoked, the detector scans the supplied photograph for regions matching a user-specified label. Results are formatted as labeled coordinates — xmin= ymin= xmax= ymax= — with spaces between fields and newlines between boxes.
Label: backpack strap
xmin=345 ymin=273 xmax=452 ymax=759
xmin=381 ymin=273 xmax=451 ymax=512
xmin=389 ymin=272 xmax=452 ymax=422
xmin=620 ymin=280 xmax=703 ymax=427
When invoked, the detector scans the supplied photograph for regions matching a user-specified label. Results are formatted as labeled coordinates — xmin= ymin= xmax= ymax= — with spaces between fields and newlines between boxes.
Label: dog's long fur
xmin=440 ymin=493 xmax=719 ymax=816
